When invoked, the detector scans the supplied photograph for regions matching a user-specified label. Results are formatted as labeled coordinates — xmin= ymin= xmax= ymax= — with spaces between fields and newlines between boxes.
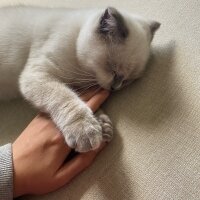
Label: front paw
xmin=64 ymin=114 xmax=103 ymax=152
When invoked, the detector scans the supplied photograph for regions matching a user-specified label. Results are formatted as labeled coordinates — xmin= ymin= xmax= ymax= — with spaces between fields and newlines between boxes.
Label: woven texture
xmin=0 ymin=144 xmax=13 ymax=200
xmin=0 ymin=0 xmax=200 ymax=200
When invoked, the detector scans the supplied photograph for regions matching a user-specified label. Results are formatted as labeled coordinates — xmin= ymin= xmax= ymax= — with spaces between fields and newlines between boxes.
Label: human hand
xmin=12 ymin=89 xmax=110 ymax=197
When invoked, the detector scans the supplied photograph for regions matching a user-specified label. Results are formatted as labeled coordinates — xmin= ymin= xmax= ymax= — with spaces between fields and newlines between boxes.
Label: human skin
xmin=12 ymin=89 xmax=110 ymax=197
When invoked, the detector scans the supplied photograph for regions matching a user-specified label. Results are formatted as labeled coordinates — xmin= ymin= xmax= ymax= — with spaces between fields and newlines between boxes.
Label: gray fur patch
xmin=98 ymin=7 xmax=129 ymax=41
xmin=150 ymin=21 xmax=161 ymax=35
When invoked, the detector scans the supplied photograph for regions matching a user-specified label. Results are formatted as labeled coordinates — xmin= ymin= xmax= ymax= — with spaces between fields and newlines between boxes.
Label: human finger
xmin=55 ymin=143 xmax=106 ymax=185
xmin=86 ymin=90 xmax=110 ymax=112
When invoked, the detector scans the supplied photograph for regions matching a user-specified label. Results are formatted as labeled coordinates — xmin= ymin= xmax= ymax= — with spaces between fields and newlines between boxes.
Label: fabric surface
xmin=0 ymin=0 xmax=200 ymax=200
xmin=0 ymin=144 xmax=13 ymax=200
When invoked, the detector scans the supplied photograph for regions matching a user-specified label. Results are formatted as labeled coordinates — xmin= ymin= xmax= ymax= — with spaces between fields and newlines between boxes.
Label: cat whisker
xmin=57 ymin=69 xmax=95 ymax=79
xmin=75 ymin=83 xmax=99 ymax=95
xmin=74 ymin=82 xmax=98 ymax=92
xmin=67 ymin=80 xmax=97 ymax=85
xmin=50 ymin=61 xmax=95 ymax=78
xmin=66 ymin=77 xmax=96 ymax=81
xmin=67 ymin=70 xmax=94 ymax=78
xmin=78 ymin=85 xmax=102 ymax=98
xmin=73 ymin=67 xmax=94 ymax=76
xmin=55 ymin=72 xmax=96 ymax=83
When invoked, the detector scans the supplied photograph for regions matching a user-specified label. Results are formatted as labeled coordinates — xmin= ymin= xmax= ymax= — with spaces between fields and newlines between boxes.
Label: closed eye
xmin=123 ymin=79 xmax=132 ymax=86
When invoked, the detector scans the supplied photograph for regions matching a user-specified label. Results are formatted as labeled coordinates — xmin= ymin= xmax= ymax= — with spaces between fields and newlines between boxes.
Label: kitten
xmin=0 ymin=6 xmax=160 ymax=152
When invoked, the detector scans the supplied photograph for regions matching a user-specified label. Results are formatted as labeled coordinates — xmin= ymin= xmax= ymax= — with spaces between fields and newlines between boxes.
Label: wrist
xmin=12 ymin=143 xmax=28 ymax=197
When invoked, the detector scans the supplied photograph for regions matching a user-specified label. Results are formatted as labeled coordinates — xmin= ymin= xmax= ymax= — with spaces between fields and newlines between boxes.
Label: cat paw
xmin=97 ymin=113 xmax=113 ymax=142
xmin=64 ymin=114 xmax=103 ymax=152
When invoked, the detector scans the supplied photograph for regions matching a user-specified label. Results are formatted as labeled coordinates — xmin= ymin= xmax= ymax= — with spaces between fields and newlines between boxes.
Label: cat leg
xmin=19 ymin=63 xmax=103 ymax=152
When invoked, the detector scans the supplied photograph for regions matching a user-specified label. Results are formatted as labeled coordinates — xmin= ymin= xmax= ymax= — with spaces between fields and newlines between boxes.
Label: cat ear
xmin=99 ymin=7 xmax=128 ymax=41
xmin=149 ymin=21 xmax=161 ymax=35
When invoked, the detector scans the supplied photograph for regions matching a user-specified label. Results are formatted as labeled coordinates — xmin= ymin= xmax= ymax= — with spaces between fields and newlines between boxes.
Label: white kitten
xmin=0 ymin=6 xmax=160 ymax=152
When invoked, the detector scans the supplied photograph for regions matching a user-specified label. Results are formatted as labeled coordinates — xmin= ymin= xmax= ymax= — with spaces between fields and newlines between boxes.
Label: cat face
xmin=77 ymin=7 xmax=160 ymax=90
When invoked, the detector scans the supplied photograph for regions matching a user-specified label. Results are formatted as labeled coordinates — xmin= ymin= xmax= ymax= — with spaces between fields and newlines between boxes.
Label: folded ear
xmin=149 ymin=21 xmax=161 ymax=35
xmin=99 ymin=7 xmax=128 ymax=41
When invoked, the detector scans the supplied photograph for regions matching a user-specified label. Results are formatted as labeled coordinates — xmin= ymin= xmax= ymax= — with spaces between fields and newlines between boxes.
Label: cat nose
xmin=111 ymin=75 xmax=124 ymax=91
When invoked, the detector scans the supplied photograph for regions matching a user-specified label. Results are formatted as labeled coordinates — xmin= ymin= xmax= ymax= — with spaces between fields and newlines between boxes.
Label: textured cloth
xmin=0 ymin=144 xmax=13 ymax=200
xmin=0 ymin=0 xmax=200 ymax=200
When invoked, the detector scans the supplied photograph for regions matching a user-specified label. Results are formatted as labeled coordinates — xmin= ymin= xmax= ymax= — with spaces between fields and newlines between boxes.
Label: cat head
xmin=77 ymin=7 xmax=160 ymax=90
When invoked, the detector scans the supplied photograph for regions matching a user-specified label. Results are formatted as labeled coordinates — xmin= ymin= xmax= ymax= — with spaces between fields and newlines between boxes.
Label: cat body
xmin=0 ymin=7 xmax=91 ymax=99
xmin=0 ymin=6 xmax=160 ymax=152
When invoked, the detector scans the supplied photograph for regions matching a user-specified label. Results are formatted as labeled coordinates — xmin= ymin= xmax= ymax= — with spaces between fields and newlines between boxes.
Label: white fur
xmin=0 ymin=6 xmax=159 ymax=152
